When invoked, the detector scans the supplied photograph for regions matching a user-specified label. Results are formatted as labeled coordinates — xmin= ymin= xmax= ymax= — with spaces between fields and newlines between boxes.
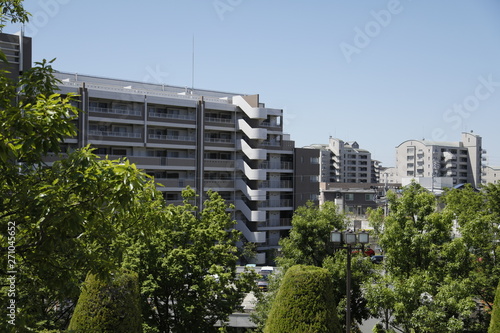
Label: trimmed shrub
xmin=489 ymin=279 xmax=500 ymax=332
xmin=68 ymin=269 xmax=142 ymax=332
xmin=264 ymin=264 xmax=341 ymax=333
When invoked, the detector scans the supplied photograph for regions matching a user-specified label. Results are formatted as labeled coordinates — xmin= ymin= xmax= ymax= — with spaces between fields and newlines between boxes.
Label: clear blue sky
xmin=5 ymin=0 xmax=500 ymax=166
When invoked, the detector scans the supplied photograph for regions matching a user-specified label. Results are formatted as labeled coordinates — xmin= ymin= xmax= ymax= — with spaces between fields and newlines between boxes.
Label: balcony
xmin=259 ymin=180 xmax=293 ymax=189
xmin=258 ymin=199 xmax=293 ymax=208
xmin=259 ymin=218 xmax=292 ymax=230
xmin=90 ymin=106 xmax=142 ymax=117
xmin=149 ymin=111 xmax=195 ymax=121
xmin=205 ymin=115 xmax=234 ymax=124
xmin=89 ymin=130 xmax=141 ymax=139
xmin=153 ymin=178 xmax=196 ymax=188
xmin=148 ymin=134 xmax=195 ymax=142
xmin=258 ymin=161 xmax=293 ymax=170
xmin=204 ymin=137 xmax=235 ymax=144
xmin=204 ymin=159 xmax=235 ymax=168
xmin=99 ymin=155 xmax=195 ymax=168
xmin=204 ymin=179 xmax=234 ymax=189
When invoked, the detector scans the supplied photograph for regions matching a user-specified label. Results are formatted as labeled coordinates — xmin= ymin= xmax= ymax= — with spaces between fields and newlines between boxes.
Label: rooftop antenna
xmin=191 ymin=35 xmax=195 ymax=91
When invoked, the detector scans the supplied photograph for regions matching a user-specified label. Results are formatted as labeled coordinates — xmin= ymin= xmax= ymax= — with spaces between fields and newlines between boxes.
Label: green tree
xmin=124 ymin=189 xmax=257 ymax=333
xmin=366 ymin=181 xmax=492 ymax=332
xmin=278 ymin=201 xmax=347 ymax=269
xmin=264 ymin=265 xmax=341 ymax=333
xmin=0 ymin=3 xmax=162 ymax=330
xmin=68 ymin=269 xmax=142 ymax=332
xmin=255 ymin=201 xmax=372 ymax=332
xmin=489 ymin=278 xmax=500 ymax=333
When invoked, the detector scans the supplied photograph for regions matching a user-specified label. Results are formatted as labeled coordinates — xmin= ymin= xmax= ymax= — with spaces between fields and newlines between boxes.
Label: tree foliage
xmin=278 ymin=201 xmax=346 ymax=269
xmin=489 ymin=278 xmax=500 ymax=333
xmin=264 ymin=265 xmax=341 ymax=333
xmin=254 ymin=201 xmax=373 ymax=332
xmin=68 ymin=269 xmax=142 ymax=332
xmin=124 ymin=189 xmax=258 ymax=333
xmin=365 ymin=181 xmax=498 ymax=332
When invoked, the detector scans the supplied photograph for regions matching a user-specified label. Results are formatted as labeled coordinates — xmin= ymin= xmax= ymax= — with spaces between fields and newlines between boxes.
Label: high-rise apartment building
xmin=395 ymin=132 xmax=483 ymax=188
xmin=53 ymin=71 xmax=294 ymax=264
xmin=0 ymin=31 xmax=31 ymax=81
xmin=294 ymin=138 xmax=379 ymax=208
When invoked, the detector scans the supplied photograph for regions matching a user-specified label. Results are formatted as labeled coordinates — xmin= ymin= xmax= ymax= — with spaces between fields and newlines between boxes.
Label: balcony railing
xmin=261 ymin=218 xmax=292 ymax=228
xmin=149 ymin=112 xmax=196 ymax=121
xmin=148 ymin=134 xmax=195 ymax=142
xmin=258 ymin=199 xmax=293 ymax=208
xmin=205 ymin=116 xmax=234 ymax=124
xmin=89 ymin=106 xmax=142 ymax=116
xmin=89 ymin=130 xmax=141 ymax=138
xmin=259 ymin=180 xmax=293 ymax=188
xmin=204 ymin=138 xmax=235 ymax=144
xmin=258 ymin=161 xmax=293 ymax=170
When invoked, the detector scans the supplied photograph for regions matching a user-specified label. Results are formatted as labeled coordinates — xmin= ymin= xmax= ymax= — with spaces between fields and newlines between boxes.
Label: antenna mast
xmin=192 ymin=35 xmax=195 ymax=90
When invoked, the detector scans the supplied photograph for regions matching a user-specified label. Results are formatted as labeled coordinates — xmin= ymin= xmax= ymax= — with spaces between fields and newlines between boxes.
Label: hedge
xmin=264 ymin=264 xmax=341 ymax=333
xmin=68 ymin=269 xmax=142 ymax=332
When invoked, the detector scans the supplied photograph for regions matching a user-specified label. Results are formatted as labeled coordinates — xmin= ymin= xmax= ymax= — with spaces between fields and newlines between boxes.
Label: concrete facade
xmin=395 ymin=132 xmax=483 ymax=188
xmin=52 ymin=71 xmax=295 ymax=264
xmin=482 ymin=165 xmax=500 ymax=185
xmin=0 ymin=32 xmax=32 ymax=81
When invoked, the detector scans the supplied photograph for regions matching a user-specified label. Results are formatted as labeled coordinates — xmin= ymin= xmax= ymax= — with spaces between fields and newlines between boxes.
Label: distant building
xmin=295 ymin=137 xmax=381 ymax=208
xmin=482 ymin=165 xmax=500 ymax=185
xmin=318 ymin=182 xmax=395 ymax=230
xmin=293 ymin=147 xmax=321 ymax=208
xmin=0 ymin=31 xmax=32 ymax=81
xmin=379 ymin=166 xmax=399 ymax=184
xmin=395 ymin=132 xmax=483 ymax=188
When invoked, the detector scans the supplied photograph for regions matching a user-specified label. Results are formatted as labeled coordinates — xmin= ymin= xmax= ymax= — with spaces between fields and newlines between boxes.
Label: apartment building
xmin=0 ymin=31 xmax=31 ymax=81
xmin=395 ymin=132 xmax=483 ymax=188
xmin=482 ymin=165 xmax=500 ymax=185
xmin=294 ymin=138 xmax=380 ymax=209
xmin=53 ymin=71 xmax=294 ymax=264
xmin=293 ymin=147 xmax=321 ymax=208
xmin=329 ymin=137 xmax=374 ymax=183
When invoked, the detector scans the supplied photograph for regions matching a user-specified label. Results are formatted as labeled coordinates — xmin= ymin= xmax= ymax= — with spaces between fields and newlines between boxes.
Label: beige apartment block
xmin=482 ymin=165 xmax=500 ymax=185
xmin=395 ymin=132 xmax=483 ymax=188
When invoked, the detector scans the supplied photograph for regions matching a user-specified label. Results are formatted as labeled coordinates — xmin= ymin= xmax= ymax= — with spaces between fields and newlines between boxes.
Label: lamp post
xmin=331 ymin=230 xmax=369 ymax=333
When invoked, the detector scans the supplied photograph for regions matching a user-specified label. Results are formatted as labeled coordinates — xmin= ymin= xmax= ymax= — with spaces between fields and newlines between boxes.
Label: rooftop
xmin=54 ymin=71 xmax=249 ymax=104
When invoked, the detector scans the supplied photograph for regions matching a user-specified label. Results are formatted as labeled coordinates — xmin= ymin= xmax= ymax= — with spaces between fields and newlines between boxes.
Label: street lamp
xmin=330 ymin=230 xmax=369 ymax=333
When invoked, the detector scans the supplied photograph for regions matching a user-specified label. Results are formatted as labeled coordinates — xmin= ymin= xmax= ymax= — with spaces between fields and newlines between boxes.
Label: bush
xmin=264 ymin=265 xmax=341 ymax=333
xmin=68 ymin=269 xmax=142 ymax=332
xmin=489 ymin=279 xmax=500 ymax=332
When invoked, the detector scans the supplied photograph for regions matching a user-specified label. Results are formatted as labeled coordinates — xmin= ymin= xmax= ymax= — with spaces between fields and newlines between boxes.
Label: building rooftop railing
xmin=55 ymin=72 xmax=234 ymax=105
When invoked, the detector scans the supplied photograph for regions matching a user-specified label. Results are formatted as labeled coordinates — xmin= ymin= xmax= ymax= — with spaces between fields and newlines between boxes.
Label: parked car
xmin=371 ymin=255 xmax=384 ymax=264
xmin=257 ymin=278 xmax=269 ymax=292
xmin=259 ymin=266 xmax=274 ymax=276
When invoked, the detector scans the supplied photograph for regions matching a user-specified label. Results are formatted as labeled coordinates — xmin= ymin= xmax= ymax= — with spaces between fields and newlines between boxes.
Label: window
xmin=310 ymin=157 xmax=319 ymax=164
xmin=112 ymin=149 xmax=127 ymax=156
xmin=365 ymin=194 xmax=375 ymax=201
xmin=310 ymin=175 xmax=319 ymax=182
xmin=345 ymin=194 xmax=354 ymax=201
xmin=166 ymin=193 xmax=179 ymax=201
xmin=167 ymin=151 xmax=180 ymax=158
xmin=95 ymin=148 xmax=108 ymax=154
